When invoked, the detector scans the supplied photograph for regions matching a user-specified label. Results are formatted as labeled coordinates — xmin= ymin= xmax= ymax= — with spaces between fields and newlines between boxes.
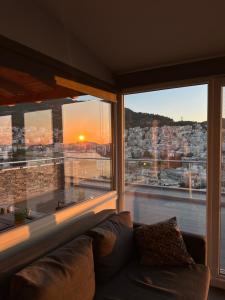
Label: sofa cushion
xmin=10 ymin=236 xmax=95 ymax=300
xmin=134 ymin=217 xmax=194 ymax=267
xmin=88 ymin=211 xmax=133 ymax=283
xmin=94 ymin=260 xmax=210 ymax=300
xmin=0 ymin=209 xmax=116 ymax=300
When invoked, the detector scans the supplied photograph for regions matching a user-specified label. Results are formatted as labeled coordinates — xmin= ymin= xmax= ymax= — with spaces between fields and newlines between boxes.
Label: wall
xmin=0 ymin=0 xmax=114 ymax=84
xmin=0 ymin=163 xmax=64 ymax=208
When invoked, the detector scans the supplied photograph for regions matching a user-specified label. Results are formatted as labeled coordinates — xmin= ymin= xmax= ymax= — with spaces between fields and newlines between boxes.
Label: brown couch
xmin=0 ymin=209 xmax=210 ymax=300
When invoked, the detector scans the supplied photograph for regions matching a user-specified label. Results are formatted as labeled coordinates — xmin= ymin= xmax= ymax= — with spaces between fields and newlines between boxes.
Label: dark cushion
xmin=88 ymin=211 xmax=133 ymax=283
xmin=134 ymin=217 xmax=194 ymax=267
xmin=94 ymin=260 xmax=210 ymax=300
xmin=10 ymin=236 xmax=95 ymax=300
xmin=0 ymin=209 xmax=116 ymax=300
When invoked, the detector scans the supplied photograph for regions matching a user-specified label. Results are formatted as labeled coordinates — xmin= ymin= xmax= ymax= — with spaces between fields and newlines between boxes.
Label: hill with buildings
xmin=125 ymin=108 xmax=205 ymax=129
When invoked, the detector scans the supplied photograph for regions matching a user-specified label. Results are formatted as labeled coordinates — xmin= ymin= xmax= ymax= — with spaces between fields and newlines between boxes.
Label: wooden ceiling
xmin=0 ymin=35 xmax=116 ymax=106
xmin=0 ymin=66 xmax=84 ymax=106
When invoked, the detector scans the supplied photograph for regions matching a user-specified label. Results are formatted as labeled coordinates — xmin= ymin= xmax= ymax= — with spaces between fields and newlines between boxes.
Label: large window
xmin=25 ymin=110 xmax=53 ymax=147
xmin=0 ymin=115 xmax=12 ymax=160
xmin=0 ymin=97 xmax=113 ymax=232
xmin=220 ymin=87 xmax=225 ymax=274
xmin=125 ymin=85 xmax=208 ymax=235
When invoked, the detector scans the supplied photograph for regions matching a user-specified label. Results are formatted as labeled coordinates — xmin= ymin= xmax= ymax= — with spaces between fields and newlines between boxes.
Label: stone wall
xmin=0 ymin=163 xmax=64 ymax=207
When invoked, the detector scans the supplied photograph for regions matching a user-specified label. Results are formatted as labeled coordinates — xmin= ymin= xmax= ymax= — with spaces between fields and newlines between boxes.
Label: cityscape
xmin=0 ymin=99 xmax=224 ymax=243
xmin=0 ymin=106 xmax=213 ymax=204
xmin=125 ymin=108 xmax=207 ymax=191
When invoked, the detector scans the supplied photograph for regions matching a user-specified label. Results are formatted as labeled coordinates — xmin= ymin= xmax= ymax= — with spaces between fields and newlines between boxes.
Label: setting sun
xmin=78 ymin=134 xmax=85 ymax=142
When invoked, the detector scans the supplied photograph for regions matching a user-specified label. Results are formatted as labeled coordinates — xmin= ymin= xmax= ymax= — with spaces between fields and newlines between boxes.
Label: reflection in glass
xmin=0 ymin=115 xmax=12 ymax=160
xmin=0 ymin=98 xmax=112 ymax=232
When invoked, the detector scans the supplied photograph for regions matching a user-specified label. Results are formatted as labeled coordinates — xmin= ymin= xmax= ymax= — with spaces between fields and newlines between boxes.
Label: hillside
xmin=125 ymin=108 xmax=203 ymax=129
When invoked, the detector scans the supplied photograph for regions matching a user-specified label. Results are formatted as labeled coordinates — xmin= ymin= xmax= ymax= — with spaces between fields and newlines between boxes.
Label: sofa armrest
xmin=181 ymin=231 xmax=206 ymax=265
xmin=133 ymin=223 xmax=206 ymax=265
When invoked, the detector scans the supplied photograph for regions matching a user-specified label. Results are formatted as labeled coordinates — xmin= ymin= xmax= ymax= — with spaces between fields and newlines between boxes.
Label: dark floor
xmin=209 ymin=287 xmax=225 ymax=299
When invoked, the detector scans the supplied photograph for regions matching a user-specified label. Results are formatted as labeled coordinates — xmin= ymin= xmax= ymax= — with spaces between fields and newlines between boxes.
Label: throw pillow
xmin=134 ymin=217 xmax=195 ymax=267
xmin=10 ymin=236 xmax=95 ymax=300
xmin=88 ymin=211 xmax=133 ymax=283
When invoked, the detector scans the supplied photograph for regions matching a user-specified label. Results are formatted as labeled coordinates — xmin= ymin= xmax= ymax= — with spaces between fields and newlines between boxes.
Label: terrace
xmin=1 ymin=1 xmax=225 ymax=297
xmin=2 ymin=155 xmax=225 ymax=273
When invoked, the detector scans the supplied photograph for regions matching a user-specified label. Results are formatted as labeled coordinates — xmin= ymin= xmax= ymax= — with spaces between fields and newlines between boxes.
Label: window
xmin=220 ymin=87 xmax=225 ymax=274
xmin=0 ymin=115 xmax=12 ymax=160
xmin=0 ymin=97 xmax=113 ymax=231
xmin=125 ymin=85 xmax=208 ymax=235
xmin=25 ymin=110 xmax=53 ymax=147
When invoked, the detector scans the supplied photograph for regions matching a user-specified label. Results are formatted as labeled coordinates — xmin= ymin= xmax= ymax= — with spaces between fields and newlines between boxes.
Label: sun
xmin=78 ymin=134 xmax=85 ymax=142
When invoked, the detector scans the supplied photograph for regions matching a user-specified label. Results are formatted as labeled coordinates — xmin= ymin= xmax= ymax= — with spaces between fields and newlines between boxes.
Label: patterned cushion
xmin=134 ymin=217 xmax=195 ymax=267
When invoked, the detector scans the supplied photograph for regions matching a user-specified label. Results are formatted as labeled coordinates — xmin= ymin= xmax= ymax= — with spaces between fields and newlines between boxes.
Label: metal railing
xmin=0 ymin=156 xmax=207 ymax=191
xmin=125 ymin=158 xmax=207 ymax=192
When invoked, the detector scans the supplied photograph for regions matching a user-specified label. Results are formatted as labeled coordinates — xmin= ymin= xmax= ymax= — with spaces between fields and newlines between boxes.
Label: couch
xmin=0 ymin=209 xmax=210 ymax=300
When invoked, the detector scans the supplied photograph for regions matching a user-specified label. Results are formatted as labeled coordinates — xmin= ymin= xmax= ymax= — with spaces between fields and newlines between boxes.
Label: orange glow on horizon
xmin=62 ymin=101 xmax=111 ymax=144
xmin=78 ymin=134 xmax=85 ymax=142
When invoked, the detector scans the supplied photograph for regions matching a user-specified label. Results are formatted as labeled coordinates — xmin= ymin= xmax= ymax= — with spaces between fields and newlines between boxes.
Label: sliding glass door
xmin=220 ymin=86 xmax=225 ymax=275
xmin=122 ymin=80 xmax=225 ymax=287
xmin=124 ymin=84 xmax=208 ymax=236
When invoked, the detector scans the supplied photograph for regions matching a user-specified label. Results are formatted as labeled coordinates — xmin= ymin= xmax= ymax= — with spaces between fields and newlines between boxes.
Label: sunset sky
xmin=0 ymin=99 xmax=112 ymax=146
xmin=0 ymin=115 xmax=12 ymax=145
xmin=62 ymin=100 xmax=111 ymax=144
xmin=0 ymin=85 xmax=220 ymax=146
xmin=25 ymin=110 xmax=53 ymax=145
xmin=125 ymin=84 xmax=208 ymax=122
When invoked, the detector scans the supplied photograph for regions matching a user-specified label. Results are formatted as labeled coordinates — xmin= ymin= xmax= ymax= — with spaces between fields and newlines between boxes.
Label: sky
xmin=25 ymin=110 xmax=53 ymax=145
xmin=0 ymin=115 xmax=12 ymax=145
xmin=125 ymin=84 xmax=208 ymax=122
xmin=0 ymin=85 xmax=210 ymax=145
xmin=25 ymin=100 xmax=112 ymax=145
xmin=0 ymin=99 xmax=112 ymax=145
xmin=62 ymin=100 xmax=111 ymax=144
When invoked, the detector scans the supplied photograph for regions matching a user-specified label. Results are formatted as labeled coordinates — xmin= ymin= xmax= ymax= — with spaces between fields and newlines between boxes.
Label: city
xmin=125 ymin=108 xmax=207 ymax=190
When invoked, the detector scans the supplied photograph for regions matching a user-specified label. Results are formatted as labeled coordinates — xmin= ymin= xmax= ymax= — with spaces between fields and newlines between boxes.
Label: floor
xmin=209 ymin=287 xmax=225 ymax=299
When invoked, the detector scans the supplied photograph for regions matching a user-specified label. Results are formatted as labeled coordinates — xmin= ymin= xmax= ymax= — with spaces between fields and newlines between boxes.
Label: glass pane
xmin=220 ymin=87 xmax=225 ymax=273
xmin=25 ymin=110 xmax=53 ymax=146
xmin=125 ymin=85 xmax=207 ymax=236
xmin=0 ymin=115 xmax=12 ymax=160
xmin=0 ymin=97 xmax=112 ymax=232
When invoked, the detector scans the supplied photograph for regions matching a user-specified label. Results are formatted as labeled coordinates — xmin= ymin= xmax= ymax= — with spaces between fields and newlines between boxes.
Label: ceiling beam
xmin=0 ymin=35 xmax=116 ymax=93
xmin=55 ymin=76 xmax=117 ymax=102
xmin=0 ymin=86 xmax=82 ymax=106
xmin=116 ymin=56 xmax=225 ymax=92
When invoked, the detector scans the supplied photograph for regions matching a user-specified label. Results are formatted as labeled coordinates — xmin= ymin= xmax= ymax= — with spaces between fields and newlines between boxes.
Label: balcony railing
xmin=126 ymin=157 xmax=207 ymax=187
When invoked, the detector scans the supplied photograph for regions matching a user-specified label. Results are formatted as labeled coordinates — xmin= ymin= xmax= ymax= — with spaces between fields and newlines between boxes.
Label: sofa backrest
xmin=0 ymin=209 xmax=116 ymax=300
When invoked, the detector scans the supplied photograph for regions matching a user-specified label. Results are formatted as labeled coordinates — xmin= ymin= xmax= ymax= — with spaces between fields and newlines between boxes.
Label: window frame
xmin=120 ymin=77 xmax=225 ymax=289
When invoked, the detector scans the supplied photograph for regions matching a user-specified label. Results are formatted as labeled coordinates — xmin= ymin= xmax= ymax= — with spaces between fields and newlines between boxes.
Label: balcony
xmin=0 ymin=155 xmax=111 ymax=231
xmin=124 ymin=158 xmax=225 ymax=272
xmin=0 ymin=156 xmax=208 ymax=233
xmin=125 ymin=158 xmax=207 ymax=234
xmin=0 ymin=156 xmax=224 ymax=271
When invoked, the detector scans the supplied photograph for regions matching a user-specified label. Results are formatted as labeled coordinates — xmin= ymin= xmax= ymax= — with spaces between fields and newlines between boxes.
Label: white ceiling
xmin=36 ymin=0 xmax=225 ymax=74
